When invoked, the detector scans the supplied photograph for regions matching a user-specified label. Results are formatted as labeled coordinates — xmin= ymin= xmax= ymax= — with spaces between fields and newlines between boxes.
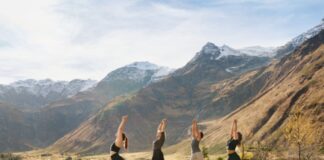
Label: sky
xmin=0 ymin=0 xmax=323 ymax=84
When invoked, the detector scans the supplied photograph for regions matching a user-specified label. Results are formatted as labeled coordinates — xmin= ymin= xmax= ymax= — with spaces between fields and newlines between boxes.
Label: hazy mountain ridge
xmin=0 ymin=79 xmax=97 ymax=110
xmin=0 ymin=62 xmax=174 ymax=152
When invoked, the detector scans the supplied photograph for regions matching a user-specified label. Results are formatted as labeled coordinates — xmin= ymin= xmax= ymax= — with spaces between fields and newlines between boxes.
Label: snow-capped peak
xmin=290 ymin=20 xmax=324 ymax=48
xmin=201 ymin=42 xmax=220 ymax=55
xmin=190 ymin=42 xmax=278 ymax=64
xmin=102 ymin=61 xmax=174 ymax=83
xmin=189 ymin=42 xmax=221 ymax=62
xmin=125 ymin=61 xmax=160 ymax=70
xmin=275 ymin=19 xmax=324 ymax=58
xmin=124 ymin=61 xmax=175 ymax=81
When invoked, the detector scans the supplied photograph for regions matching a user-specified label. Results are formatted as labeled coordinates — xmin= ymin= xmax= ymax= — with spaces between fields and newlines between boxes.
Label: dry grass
xmin=15 ymin=150 xmax=231 ymax=160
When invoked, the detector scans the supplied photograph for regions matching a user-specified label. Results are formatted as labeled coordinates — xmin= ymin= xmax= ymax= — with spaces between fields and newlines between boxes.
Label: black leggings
xmin=111 ymin=153 xmax=125 ymax=160
xmin=228 ymin=152 xmax=241 ymax=160
xmin=152 ymin=149 xmax=164 ymax=160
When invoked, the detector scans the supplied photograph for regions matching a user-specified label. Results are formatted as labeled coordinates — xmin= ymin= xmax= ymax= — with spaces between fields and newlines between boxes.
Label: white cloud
xmin=0 ymin=0 xmax=322 ymax=84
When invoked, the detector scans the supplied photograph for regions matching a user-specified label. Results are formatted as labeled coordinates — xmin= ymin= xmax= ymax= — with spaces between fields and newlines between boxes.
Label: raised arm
xmin=231 ymin=119 xmax=238 ymax=140
xmin=192 ymin=119 xmax=198 ymax=139
xmin=195 ymin=120 xmax=201 ymax=140
xmin=157 ymin=121 xmax=163 ymax=133
xmin=154 ymin=119 xmax=167 ymax=147
xmin=115 ymin=115 xmax=128 ymax=147
xmin=161 ymin=119 xmax=167 ymax=132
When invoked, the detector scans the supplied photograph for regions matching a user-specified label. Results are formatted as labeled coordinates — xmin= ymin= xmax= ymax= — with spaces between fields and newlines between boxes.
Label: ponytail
xmin=237 ymin=132 xmax=244 ymax=159
xmin=122 ymin=133 xmax=128 ymax=150
xmin=237 ymin=132 xmax=242 ymax=145
xmin=124 ymin=136 xmax=128 ymax=150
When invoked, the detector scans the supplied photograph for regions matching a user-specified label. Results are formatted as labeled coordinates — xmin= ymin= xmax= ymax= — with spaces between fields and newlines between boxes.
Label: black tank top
xmin=111 ymin=142 xmax=121 ymax=153
xmin=227 ymin=139 xmax=239 ymax=150
xmin=153 ymin=132 xmax=165 ymax=150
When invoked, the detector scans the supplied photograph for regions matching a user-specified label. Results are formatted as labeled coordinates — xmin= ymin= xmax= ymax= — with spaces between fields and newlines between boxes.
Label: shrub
xmin=202 ymin=146 xmax=209 ymax=160
xmin=0 ymin=153 xmax=22 ymax=160
xmin=65 ymin=156 xmax=73 ymax=160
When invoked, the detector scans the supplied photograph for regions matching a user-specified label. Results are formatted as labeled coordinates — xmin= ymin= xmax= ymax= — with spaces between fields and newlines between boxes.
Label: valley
xmin=0 ymin=20 xmax=323 ymax=160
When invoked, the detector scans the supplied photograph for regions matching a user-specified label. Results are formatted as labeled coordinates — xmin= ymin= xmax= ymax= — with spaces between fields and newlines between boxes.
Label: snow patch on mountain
xmin=225 ymin=63 xmax=246 ymax=73
xmin=150 ymin=67 xmax=175 ymax=82
xmin=239 ymin=46 xmax=276 ymax=57
xmin=217 ymin=45 xmax=244 ymax=59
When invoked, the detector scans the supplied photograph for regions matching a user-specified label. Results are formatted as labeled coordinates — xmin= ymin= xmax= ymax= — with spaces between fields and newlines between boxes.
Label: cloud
xmin=0 ymin=0 xmax=323 ymax=84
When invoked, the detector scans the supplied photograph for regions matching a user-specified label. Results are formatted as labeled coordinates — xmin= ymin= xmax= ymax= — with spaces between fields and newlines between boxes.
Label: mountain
xmin=95 ymin=61 xmax=174 ymax=99
xmin=166 ymin=29 xmax=324 ymax=156
xmin=32 ymin=62 xmax=173 ymax=151
xmin=275 ymin=19 xmax=324 ymax=58
xmin=49 ymin=25 xmax=323 ymax=155
xmin=0 ymin=79 xmax=97 ymax=110
xmin=49 ymin=43 xmax=272 ymax=153
xmin=1 ymin=20 xmax=323 ymax=155
xmin=175 ymin=43 xmax=270 ymax=79
xmin=0 ymin=62 xmax=173 ymax=152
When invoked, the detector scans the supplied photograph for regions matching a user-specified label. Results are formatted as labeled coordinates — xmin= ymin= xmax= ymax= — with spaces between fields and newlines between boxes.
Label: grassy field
xmin=8 ymin=150 xmax=324 ymax=160
xmin=14 ymin=151 xmax=182 ymax=160
xmin=12 ymin=150 xmax=230 ymax=160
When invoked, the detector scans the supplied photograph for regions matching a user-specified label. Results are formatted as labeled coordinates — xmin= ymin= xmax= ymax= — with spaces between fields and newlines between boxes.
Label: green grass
xmin=0 ymin=153 xmax=22 ymax=160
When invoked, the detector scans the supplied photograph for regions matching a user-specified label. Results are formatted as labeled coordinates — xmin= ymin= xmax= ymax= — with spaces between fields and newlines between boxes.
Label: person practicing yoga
xmin=110 ymin=115 xmax=129 ymax=160
xmin=152 ymin=119 xmax=168 ymax=160
xmin=190 ymin=119 xmax=204 ymax=160
xmin=227 ymin=119 xmax=243 ymax=160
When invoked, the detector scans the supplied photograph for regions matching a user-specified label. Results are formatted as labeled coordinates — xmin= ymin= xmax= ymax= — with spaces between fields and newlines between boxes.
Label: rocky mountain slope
xmin=49 ymin=42 xmax=273 ymax=153
xmin=0 ymin=62 xmax=172 ymax=152
xmin=166 ymin=29 xmax=324 ymax=156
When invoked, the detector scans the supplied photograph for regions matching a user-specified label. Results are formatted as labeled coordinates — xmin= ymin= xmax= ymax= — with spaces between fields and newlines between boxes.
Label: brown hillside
xmin=174 ymin=30 xmax=324 ymax=155
xmin=50 ymin=49 xmax=273 ymax=153
xmin=51 ymin=30 xmax=323 ymax=155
